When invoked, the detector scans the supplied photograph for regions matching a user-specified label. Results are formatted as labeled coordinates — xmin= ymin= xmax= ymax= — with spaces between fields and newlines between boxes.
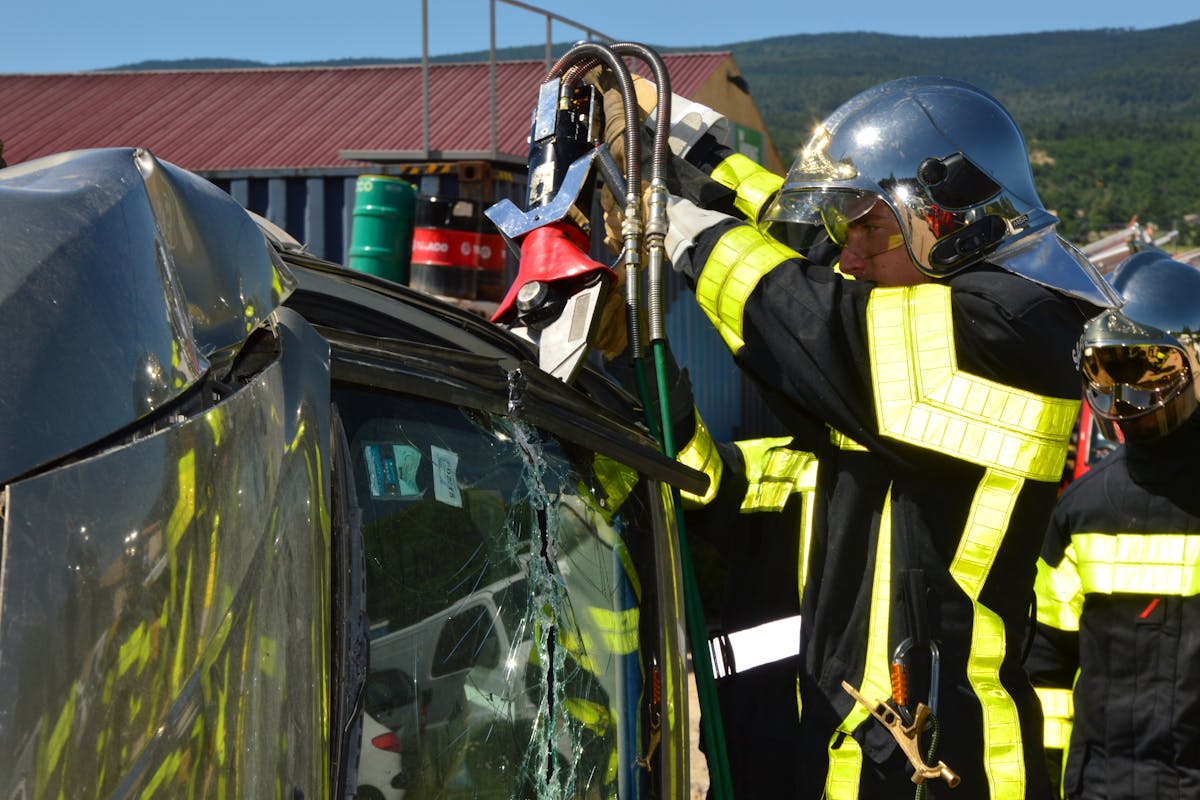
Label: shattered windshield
xmin=334 ymin=385 xmax=677 ymax=800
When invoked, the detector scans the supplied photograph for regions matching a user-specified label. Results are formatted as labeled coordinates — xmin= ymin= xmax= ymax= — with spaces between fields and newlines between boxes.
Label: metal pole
xmin=490 ymin=0 xmax=497 ymax=157
xmin=421 ymin=0 xmax=430 ymax=159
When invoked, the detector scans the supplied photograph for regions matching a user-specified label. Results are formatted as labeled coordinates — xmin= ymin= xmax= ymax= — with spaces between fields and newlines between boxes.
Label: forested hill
xmin=724 ymin=21 xmax=1200 ymax=245
xmin=111 ymin=19 xmax=1200 ymax=245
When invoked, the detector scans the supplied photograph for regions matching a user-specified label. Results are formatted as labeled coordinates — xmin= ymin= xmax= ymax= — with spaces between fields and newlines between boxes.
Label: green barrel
xmin=348 ymin=175 xmax=416 ymax=283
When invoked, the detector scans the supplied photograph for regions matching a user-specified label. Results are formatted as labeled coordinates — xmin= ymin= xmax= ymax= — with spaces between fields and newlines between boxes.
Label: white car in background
xmin=356 ymin=710 xmax=405 ymax=800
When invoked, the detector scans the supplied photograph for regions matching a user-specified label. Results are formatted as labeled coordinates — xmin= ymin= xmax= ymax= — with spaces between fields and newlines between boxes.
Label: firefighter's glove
xmin=592 ymin=268 xmax=629 ymax=361
xmin=663 ymin=195 xmax=735 ymax=278
xmin=600 ymin=72 xmax=732 ymax=164
xmin=647 ymin=92 xmax=732 ymax=163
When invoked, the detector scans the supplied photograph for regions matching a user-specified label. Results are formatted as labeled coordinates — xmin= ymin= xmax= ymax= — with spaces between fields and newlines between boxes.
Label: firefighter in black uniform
xmin=613 ymin=132 xmax=928 ymax=797
xmin=1027 ymin=251 xmax=1200 ymax=799
xmin=602 ymin=75 xmax=1116 ymax=799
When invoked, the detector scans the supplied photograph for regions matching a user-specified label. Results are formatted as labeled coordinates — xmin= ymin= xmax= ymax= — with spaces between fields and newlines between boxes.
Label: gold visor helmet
xmin=1078 ymin=250 xmax=1200 ymax=443
xmin=763 ymin=76 xmax=1117 ymax=308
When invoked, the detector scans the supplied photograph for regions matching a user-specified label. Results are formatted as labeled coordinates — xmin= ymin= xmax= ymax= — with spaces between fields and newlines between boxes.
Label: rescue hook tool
xmin=842 ymin=681 xmax=961 ymax=788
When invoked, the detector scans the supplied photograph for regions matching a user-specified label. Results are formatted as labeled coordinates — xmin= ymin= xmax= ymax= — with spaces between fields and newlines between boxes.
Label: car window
xmin=334 ymin=383 xmax=673 ymax=800
xmin=432 ymin=604 xmax=499 ymax=675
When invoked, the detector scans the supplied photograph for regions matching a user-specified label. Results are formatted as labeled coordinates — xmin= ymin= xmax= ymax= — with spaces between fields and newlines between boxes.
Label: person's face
xmin=837 ymin=201 xmax=929 ymax=287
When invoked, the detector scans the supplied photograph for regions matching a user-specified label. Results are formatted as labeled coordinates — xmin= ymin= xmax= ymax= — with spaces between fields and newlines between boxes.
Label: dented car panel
xmin=0 ymin=309 xmax=332 ymax=799
xmin=0 ymin=148 xmax=293 ymax=486
xmin=0 ymin=148 xmax=696 ymax=799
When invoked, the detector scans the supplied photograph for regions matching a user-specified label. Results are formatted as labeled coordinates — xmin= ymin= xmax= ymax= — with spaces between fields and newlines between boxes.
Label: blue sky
xmin=3 ymin=0 xmax=1197 ymax=73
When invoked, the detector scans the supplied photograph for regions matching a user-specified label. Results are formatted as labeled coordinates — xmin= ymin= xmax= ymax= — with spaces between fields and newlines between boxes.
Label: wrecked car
xmin=0 ymin=147 xmax=702 ymax=799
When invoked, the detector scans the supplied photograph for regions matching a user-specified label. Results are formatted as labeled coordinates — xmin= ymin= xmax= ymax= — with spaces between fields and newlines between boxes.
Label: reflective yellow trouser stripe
xmin=677 ymin=414 xmax=724 ymax=508
xmin=859 ymin=285 xmax=1078 ymax=798
xmin=695 ymin=225 xmax=800 ymax=353
xmin=1034 ymin=547 xmax=1083 ymax=632
xmin=826 ymin=490 xmax=896 ymax=799
xmin=1073 ymin=532 xmax=1200 ymax=596
xmin=1035 ymin=686 xmax=1074 ymax=750
xmin=709 ymin=153 xmax=784 ymax=223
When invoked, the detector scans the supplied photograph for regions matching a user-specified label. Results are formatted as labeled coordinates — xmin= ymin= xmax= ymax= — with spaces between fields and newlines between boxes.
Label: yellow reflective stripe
xmin=1073 ymin=533 xmax=1200 ymax=596
xmin=562 ymin=696 xmax=612 ymax=733
xmin=734 ymin=437 xmax=812 ymax=512
xmin=953 ymin=469 xmax=1027 ymax=798
xmin=1035 ymin=686 xmax=1074 ymax=750
xmin=140 ymin=749 xmax=183 ymax=798
xmin=615 ymin=538 xmax=643 ymax=603
xmin=828 ymin=425 xmax=867 ymax=451
xmin=826 ymin=732 xmax=864 ymax=800
xmin=710 ymin=152 xmax=784 ymax=222
xmin=797 ymin=458 xmax=820 ymax=599
xmin=827 ymin=489 xmax=895 ymax=798
xmin=1034 ymin=548 xmax=1083 ymax=631
xmin=678 ymin=413 xmax=723 ymax=508
xmin=866 ymin=285 xmax=1079 ymax=481
xmin=592 ymin=453 xmax=640 ymax=519
xmin=695 ymin=225 xmax=800 ymax=353
xmin=118 ymin=622 xmax=152 ymax=677
xmin=586 ymin=606 xmax=641 ymax=656
xmin=39 ymin=686 xmax=77 ymax=786
xmin=167 ymin=448 xmax=197 ymax=551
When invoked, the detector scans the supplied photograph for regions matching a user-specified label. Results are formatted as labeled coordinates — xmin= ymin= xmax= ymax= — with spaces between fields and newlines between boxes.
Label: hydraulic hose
xmin=567 ymin=42 xmax=735 ymax=800
xmin=623 ymin=44 xmax=736 ymax=800
xmin=547 ymin=44 xmax=645 ymax=363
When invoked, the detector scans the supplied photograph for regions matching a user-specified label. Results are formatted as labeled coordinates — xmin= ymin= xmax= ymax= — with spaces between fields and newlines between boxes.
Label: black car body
xmin=0 ymin=148 xmax=700 ymax=800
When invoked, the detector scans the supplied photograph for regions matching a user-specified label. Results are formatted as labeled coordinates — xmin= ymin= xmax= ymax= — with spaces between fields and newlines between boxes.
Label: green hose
xmin=648 ymin=337 xmax=735 ymax=800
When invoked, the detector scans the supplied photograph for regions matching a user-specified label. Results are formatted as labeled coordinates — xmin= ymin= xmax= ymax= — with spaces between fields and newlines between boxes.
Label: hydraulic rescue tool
xmin=486 ymin=49 xmax=630 ymax=384
xmin=484 ymin=41 xmax=735 ymax=800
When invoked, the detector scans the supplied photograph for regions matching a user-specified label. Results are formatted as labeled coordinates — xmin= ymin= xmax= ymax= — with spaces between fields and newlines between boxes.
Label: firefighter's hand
xmin=597 ymin=74 xmax=657 ymax=255
xmin=600 ymin=72 xmax=732 ymax=163
xmin=664 ymin=195 xmax=736 ymax=278
xmin=650 ymin=91 xmax=731 ymax=162
xmin=592 ymin=273 xmax=629 ymax=361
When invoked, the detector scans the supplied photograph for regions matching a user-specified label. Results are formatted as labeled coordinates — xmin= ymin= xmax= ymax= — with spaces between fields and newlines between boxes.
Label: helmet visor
xmin=763 ymin=189 xmax=904 ymax=258
xmin=764 ymin=188 xmax=876 ymax=237
xmin=1080 ymin=343 xmax=1190 ymax=417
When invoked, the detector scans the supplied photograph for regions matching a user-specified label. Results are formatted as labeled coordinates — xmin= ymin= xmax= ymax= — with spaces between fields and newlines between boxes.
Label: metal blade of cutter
xmin=534 ymin=277 xmax=608 ymax=382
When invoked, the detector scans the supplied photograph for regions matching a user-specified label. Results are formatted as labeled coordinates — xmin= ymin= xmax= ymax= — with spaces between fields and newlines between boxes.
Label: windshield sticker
xmin=431 ymin=445 xmax=463 ymax=507
xmin=363 ymin=442 xmax=421 ymax=499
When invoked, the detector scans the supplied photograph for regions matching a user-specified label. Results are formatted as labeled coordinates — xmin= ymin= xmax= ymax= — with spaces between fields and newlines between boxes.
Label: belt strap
xmin=708 ymin=615 xmax=801 ymax=679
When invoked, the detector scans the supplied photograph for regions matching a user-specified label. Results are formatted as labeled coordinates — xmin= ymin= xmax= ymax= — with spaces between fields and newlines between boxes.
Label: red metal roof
xmin=0 ymin=54 xmax=730 ymax=172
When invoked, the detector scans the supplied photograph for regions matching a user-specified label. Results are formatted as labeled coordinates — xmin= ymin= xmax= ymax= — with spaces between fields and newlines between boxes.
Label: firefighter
xmin=602 ymin=75 xmax=1114 ymax=798
xmin=611 ymin=174 xmax=927 ymax=798
xmin=1027 ymin=251 xmax=1200 ymax=799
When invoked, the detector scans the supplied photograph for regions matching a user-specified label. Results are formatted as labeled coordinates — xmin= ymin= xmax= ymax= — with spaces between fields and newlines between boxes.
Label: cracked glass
xmin=335 ymin=384 xmax=679 ymax=800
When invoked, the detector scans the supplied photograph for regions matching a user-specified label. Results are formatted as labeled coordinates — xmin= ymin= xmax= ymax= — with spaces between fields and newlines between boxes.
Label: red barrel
xmin=409 ymin=197 xmax=507 ymax=301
